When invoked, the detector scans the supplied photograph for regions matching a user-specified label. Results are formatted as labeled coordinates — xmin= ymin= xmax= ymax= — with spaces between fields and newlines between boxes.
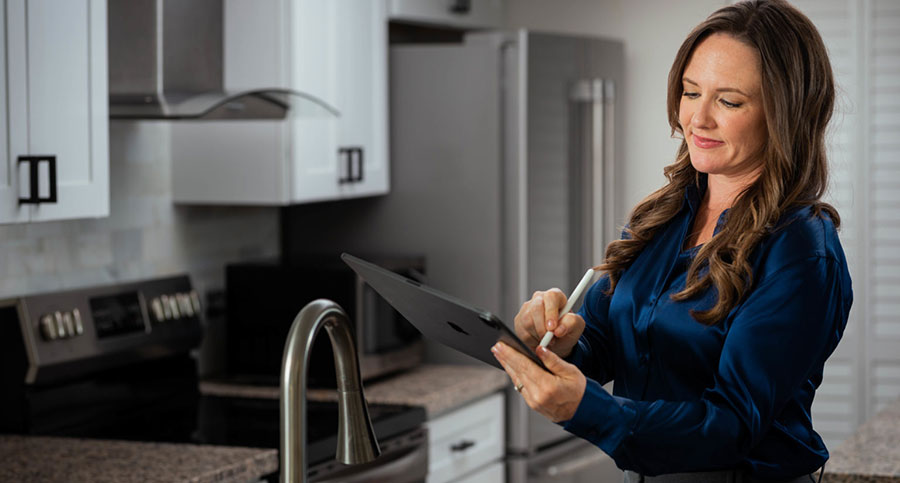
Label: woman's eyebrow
xmin=682 ymin=77 xmax=750 ymax=96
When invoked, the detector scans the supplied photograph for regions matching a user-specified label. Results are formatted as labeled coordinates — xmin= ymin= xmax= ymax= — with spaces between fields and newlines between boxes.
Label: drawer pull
xmin=451 ymin=439 xmax=476 ymax=452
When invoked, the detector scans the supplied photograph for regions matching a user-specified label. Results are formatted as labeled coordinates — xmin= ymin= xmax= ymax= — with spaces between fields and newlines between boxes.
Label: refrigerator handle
xmin=570 ymin=78 xmax=610 ymax=269
xmin=585 ymin=79 xmax=617 ymax=261
xmin=602 ymin=80 xmax=616 ymax=253
xmin=591 ymin=79 xmax=606 ymax=264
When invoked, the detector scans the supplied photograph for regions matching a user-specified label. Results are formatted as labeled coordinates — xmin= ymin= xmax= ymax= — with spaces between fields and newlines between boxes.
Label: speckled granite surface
xmin=0 ymin=435 xmax=278 ymax=483
xmin=825 ymin=397 xmax=900 ymax=482
xmin=200 ymin=364 xmax=510 ymax=417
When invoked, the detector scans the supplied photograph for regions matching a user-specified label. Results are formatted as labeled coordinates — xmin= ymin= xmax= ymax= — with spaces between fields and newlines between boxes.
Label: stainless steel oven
xmin=0 ymin=275 xmax=428 ymax=482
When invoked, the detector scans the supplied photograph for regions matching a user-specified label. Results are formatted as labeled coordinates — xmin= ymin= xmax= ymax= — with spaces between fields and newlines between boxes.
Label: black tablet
xmin=342 ymin=253 xmax=548 ymax=372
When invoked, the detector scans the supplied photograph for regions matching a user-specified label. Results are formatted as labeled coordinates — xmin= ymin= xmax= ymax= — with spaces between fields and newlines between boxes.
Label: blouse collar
xmin=683 ymin=173 xmax=730 ymax=236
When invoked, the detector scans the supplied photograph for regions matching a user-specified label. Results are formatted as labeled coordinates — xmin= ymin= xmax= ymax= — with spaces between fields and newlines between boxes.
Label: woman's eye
xmin=721 ymin=99 xmax=742 ymax=108
xmin=682 ymin=92 xmax=699 ymax=99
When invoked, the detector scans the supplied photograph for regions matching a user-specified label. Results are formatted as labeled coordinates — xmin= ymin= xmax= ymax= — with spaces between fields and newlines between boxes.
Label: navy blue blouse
xmin=561 ymin=179 xmax=853 ymax=479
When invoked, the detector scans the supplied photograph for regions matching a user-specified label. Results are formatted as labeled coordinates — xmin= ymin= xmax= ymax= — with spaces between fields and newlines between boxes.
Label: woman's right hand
xmin=514 ymin=289 xmax=585 ymax=359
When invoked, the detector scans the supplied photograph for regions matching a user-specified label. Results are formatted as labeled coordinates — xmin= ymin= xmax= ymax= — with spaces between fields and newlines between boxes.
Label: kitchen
xmin=1 ymin=0 xmax=898 ymax=482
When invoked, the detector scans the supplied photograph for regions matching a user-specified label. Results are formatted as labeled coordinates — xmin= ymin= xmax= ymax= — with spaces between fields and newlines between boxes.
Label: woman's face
xmin=679 ymin=33 xmax=767 ymax=180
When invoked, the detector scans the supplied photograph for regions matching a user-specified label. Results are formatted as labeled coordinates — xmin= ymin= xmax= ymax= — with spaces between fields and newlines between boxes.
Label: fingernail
xmin=492 ymin=343 xmax=501 ymax=353
xmin=546 ymin=319 xmax=555 ymax=330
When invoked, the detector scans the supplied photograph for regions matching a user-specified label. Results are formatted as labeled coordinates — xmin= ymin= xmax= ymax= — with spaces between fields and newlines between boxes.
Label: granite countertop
xmin=200 ymin=363 xmax=511 ymax=417
xmin=0 ymin=435 xmax=277 ymax=483
xmin=825 ymin=397 xmax=900 ymax=482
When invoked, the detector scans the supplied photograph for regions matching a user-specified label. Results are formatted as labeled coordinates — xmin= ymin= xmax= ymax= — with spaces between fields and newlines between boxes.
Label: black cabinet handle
xmin=450 ymin=439 xmax=476 ymax=452
xmin=338 ymin=148 xmax=352 ymax=184
xmin=449 ymin=0 xmax=471 ymax=14
xmin=18 ymin=155 xmax=57 ymax=204
xmin=354 ymin=148 xmax=364 ymax=182
xmin=338 ymin=147 xmax=364 ymax=184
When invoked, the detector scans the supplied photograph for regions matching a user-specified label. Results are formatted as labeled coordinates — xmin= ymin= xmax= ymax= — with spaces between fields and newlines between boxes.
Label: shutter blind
xmin=868 ymin=0 xmax=900 ymax=416
xmin=790 ymin=0 xmax=864 ymax=451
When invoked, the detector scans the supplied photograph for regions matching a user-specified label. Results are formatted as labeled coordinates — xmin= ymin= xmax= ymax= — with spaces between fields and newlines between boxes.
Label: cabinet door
xmin=427 ymin=393 xmax=505 ymax=483
xmin=288 ymin=0 xmax=341 ymax=203
xmin=333 ymin=0 xmax=389 ymax=199
xmin=1 ymin=0 xmax=29 ymax=223
xmin=290 ymin=0 xmax=388 ymax=203
xmin=24 ymin=0 xmax=108 ymax=222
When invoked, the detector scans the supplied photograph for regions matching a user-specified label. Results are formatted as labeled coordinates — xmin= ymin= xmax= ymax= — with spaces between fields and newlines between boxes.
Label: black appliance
xmin=225 ymin=254 xmax=426 ymax=387
xmin=0 ymin=275 xmax=427 ymax=482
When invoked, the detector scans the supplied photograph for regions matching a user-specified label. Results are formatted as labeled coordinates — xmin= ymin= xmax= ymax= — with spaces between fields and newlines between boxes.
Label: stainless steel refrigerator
xmin=283 ymin=29 xmax=625 ymax=482
xmin=391 ymin=30 xmax=625 ymax=483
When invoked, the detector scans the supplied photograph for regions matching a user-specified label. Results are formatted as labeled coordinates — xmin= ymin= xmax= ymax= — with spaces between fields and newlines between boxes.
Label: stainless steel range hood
xmin=108 ymin=0 xmax=338 ymax=120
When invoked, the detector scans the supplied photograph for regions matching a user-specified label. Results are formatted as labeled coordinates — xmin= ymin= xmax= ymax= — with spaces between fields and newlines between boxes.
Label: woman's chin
xmin=688 ymin=155 xmax=720 ymax=175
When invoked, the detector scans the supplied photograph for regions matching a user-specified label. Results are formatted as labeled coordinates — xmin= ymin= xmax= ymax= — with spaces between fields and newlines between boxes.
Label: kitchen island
xmin=0 ymin=435 xmax=277 ymax=483
xmin=825 ymin=397 xmax=900 ymax=482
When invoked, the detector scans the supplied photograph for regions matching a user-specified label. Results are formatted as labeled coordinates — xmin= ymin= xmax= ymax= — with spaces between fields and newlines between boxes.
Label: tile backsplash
xmin=0 ymin=121 xmax=279 ymax=373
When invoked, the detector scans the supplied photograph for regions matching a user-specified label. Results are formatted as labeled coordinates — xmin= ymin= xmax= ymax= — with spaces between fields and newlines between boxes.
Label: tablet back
xmin=342 ymin=253 xmax=546 ymax=371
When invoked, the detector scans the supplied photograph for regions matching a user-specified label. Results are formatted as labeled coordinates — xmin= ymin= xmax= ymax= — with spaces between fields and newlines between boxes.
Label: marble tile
xmin=73 ymin=232 xmax=114 ymax=268
xmin=112 ymin=228 xmax=143 ymax=264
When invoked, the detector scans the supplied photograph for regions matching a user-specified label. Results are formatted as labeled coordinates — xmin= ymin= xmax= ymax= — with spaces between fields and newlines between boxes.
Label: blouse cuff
xmin=560 ymin=378 xmax=636 ymax=457
xmin=564 ymin=339 xmax=589 ymax=367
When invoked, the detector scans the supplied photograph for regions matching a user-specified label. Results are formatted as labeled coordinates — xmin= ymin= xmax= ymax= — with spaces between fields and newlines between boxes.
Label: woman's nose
xmin=691 ymin=101 xmax=715 ymax=129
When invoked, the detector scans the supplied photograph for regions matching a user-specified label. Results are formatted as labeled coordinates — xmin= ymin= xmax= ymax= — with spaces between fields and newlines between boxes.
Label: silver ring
xmin=514 ymin=383 xmax=524 ymax=393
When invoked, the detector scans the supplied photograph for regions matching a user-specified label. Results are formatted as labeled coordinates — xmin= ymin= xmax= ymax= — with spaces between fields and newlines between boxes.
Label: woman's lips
xmin=692 ymin=134 xmax=725 ymax=149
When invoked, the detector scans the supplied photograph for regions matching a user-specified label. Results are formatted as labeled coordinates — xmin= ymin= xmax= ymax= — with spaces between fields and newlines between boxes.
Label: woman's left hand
xmin=491 ymin=341 xmax=587 ymax=423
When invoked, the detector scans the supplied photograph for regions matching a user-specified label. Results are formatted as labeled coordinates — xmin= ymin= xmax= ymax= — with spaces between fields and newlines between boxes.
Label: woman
xmin=491 ymin=1 xmax=852 ymax=482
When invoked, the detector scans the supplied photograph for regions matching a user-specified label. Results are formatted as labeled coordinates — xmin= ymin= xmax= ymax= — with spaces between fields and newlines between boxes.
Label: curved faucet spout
xmin=280 ymin=299 xmax=381 ymax=483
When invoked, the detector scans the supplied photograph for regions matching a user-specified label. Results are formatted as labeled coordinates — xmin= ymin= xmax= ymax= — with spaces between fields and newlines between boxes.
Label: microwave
xmin=225 ymin=254 xmax=425 ymax=387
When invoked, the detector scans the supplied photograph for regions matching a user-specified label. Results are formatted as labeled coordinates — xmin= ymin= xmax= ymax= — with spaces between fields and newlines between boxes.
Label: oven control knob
xmin=160 ymin=295 xmax=173 ymax=320
xmin=178 ymin=293 xmax=194 ymax=317
xmin=151 ymin=298 xmax=165 ymax=322
xmin=189 ymin=290 xmax=201 ymax=316
xmin=54 ymin=311 xmax=66 ymax=339
xmin=40 ymin=315 xmax=58 ymax=341
xmin=62 ymin=312 xmax=76 ymax=337
xmin=72 ymin=308 xmax=84 ymax=335
xmin=168 ymin=295 xmax=181 ymax=320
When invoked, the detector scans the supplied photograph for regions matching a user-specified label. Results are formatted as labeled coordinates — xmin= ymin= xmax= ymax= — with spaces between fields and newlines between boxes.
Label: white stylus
xmin=539 ymin=268 xmax=596 ymax=349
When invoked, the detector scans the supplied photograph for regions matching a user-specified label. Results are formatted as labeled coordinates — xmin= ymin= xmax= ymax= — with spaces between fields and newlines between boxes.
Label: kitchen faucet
xmin=280 ymin=299 xmax=381 ymax=482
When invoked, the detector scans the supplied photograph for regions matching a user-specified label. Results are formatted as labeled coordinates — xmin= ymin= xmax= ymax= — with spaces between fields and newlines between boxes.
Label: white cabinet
xmin=0 ymin=0 xmax=109 ymax=224
xmin=388 ymin=0 xmax=504 ymax=29
xmin=170 ymin=0 xmax=388 ymax=205
xmin=426 ymin=392 xmax=505 ymax=483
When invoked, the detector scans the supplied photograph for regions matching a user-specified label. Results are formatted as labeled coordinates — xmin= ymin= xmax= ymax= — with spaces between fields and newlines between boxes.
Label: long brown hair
xmin=597 ymin=0 xmax=839 ymax=325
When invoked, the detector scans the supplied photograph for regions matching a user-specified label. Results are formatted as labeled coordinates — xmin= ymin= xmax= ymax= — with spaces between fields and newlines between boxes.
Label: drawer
xmin=454 ymin=460 xmax=504 ymax=483
xmin=426 ymin=392 xmax=505 ymax=483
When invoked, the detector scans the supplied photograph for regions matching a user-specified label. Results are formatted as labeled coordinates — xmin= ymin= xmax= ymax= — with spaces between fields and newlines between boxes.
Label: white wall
xmin=505 ymin=0 xmax=726 ymax=222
